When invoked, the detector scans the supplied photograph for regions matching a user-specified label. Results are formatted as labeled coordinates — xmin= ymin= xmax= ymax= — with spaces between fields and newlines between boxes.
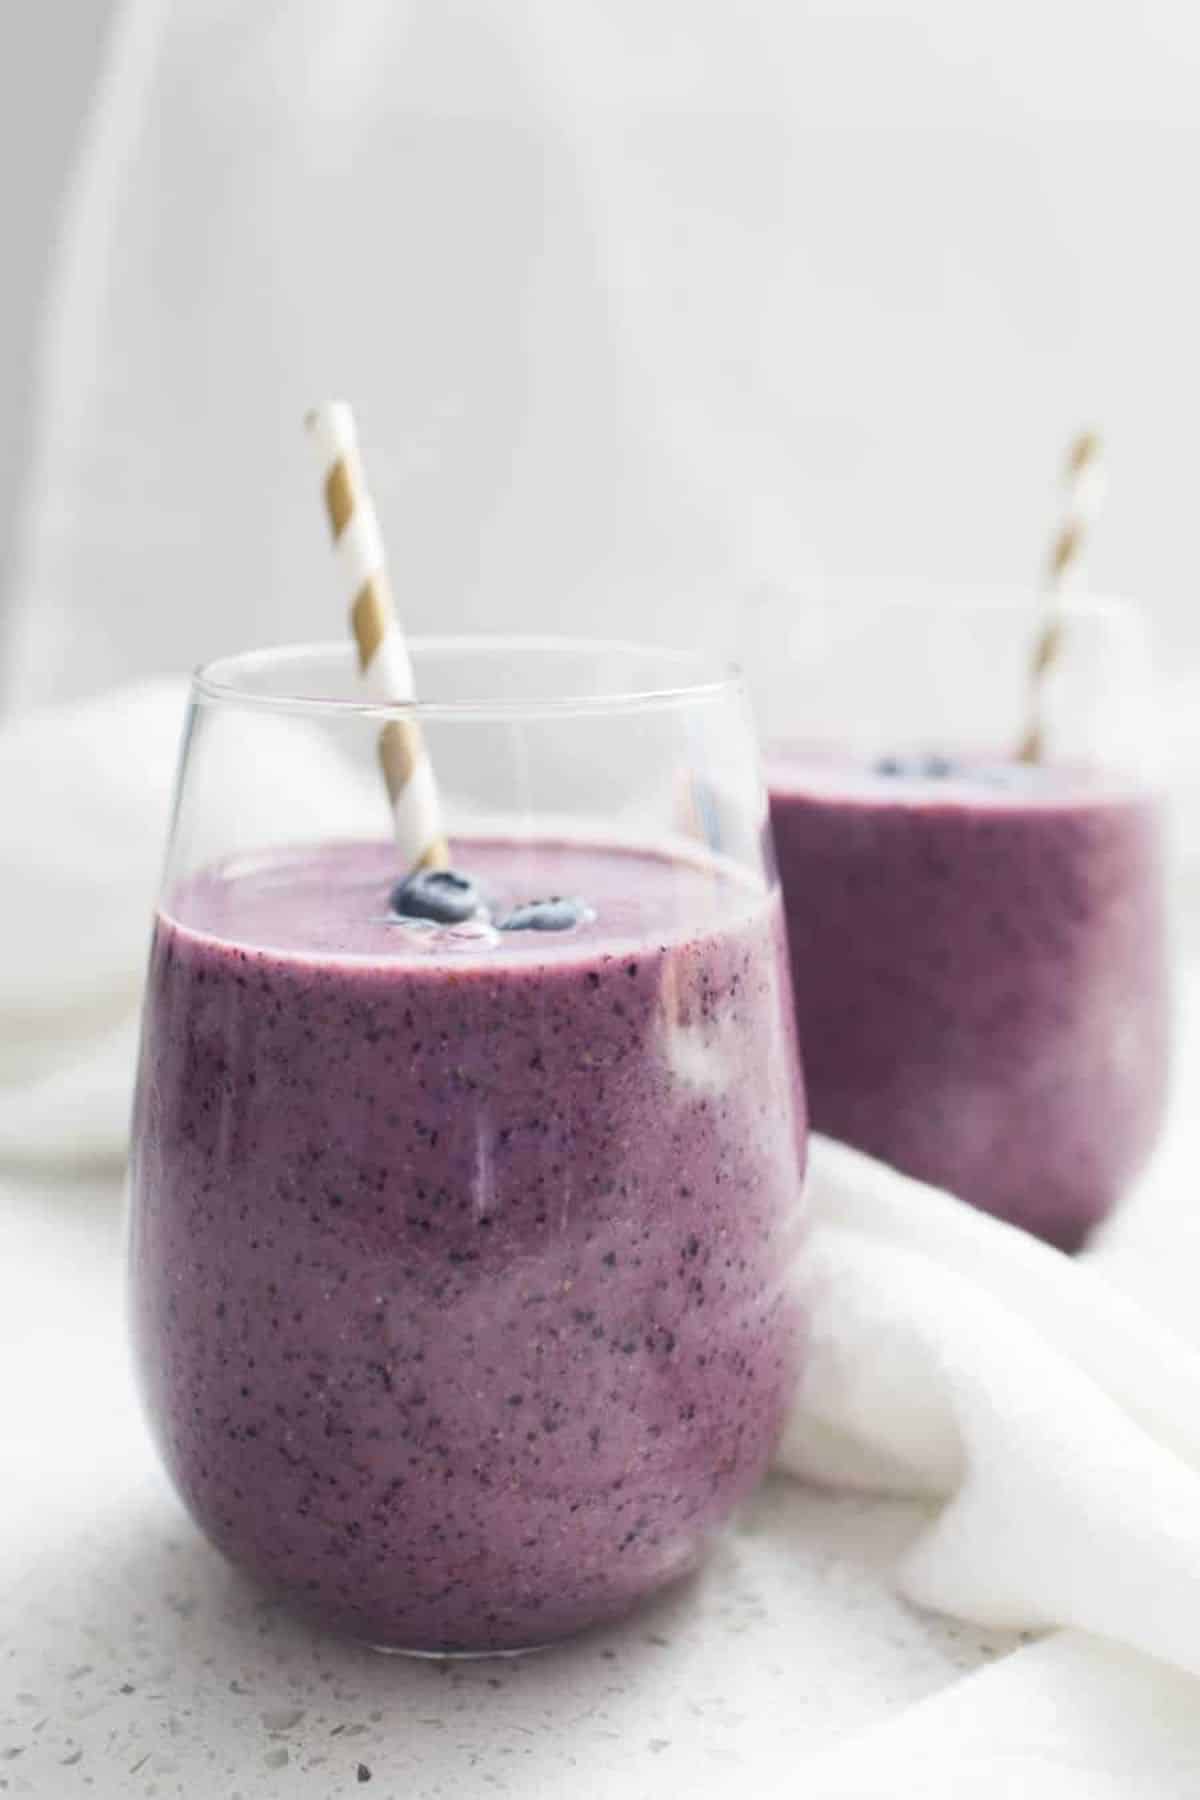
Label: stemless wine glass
xmin=129 ymin=637 xmax=808 ymax=1655
xmin=744 ymin=588 xmax=1171 ymax=1251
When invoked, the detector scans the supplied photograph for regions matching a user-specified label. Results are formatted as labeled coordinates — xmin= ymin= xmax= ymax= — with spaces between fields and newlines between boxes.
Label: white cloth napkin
xmin=5 ymin=684 xmax=1200 ymax=1789
xmin=0 ymin=680 xmax=183 ymax=1162
xmin=781 ymin=1633 xmax=1200 ymax=1800
xmin=784 ymin=1136 xmax=1200 ymax=1677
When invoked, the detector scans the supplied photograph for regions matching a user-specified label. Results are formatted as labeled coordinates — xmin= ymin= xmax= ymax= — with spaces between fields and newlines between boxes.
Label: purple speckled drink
xmin=130 ymin=837 xmax=807 ymax=1653
xmin=767 ymin=754 xmax=1169 ymax=1250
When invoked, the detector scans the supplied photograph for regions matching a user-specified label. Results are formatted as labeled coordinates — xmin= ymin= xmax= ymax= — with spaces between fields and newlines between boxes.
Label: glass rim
xmin=192 ymin=635 xmax=743 ymax=721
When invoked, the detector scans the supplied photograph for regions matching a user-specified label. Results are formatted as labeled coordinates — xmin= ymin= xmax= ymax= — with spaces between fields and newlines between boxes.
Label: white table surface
xmin=0 ymin=1162 xmax=1025 ymax=1800
xmin=7 ymin=958 xmax=1199 ymax=1800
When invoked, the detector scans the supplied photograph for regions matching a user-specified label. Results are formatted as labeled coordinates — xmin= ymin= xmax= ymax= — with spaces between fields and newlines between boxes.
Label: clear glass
xmin=128 ymin=638 xmax=809 ymax=1654
xmin=745 ymin=590 xmax=1170 ymax=1251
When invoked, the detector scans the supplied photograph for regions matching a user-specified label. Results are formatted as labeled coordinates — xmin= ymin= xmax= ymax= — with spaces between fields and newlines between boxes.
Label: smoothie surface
xmin=766 ymin=745 xmax=1148 ymax=809
xmin=165 ymin=835 xmax=763 ymax=965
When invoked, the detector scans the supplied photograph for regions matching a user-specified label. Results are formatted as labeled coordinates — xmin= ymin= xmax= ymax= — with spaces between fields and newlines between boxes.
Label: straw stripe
xmin=324 ymin=461 xmax=356 ymax=536
xmin=361 ymin=624 xmax=417 ymax=708
xmin=336 ymin=509 xmax=388 ymax=594
xmin=306 ymin=403 xmax=448 ymax=870
xmin=386 ymin=749 xmax=443 ymax=868
xmin=379 ymin=717 xmax=419 ymax=792
xmin=1017 ymin=430 xmax=1105 ymax=764
xmin=351 ymin=580 xmax=389 ymax=666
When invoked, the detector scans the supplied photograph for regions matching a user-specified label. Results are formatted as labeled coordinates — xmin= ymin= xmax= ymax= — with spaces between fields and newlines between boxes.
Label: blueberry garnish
xmin=872 ymin=753 xmax=1052 ymax=791
xmin=389 ymin=867 xmax=483 ymax=925
xmin=498 ymin=897 xmax=591 ymax=933
xmin=874 ymin=753 xmax=959 ymax=780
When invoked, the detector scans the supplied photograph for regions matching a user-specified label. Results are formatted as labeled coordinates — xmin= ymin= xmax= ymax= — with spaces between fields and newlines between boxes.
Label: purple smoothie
xmin=130 ymin=837 xmax=807 ymax=1652
xmin=767 ymin=755 xmax=1169 ymax=1250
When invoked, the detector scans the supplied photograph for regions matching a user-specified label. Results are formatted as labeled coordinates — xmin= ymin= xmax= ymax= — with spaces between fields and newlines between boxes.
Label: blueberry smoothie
xmin=130 ymin=838 xmax=807 ymax=1652
xmin=767 ymin=754 xmax=1169 ymax=1249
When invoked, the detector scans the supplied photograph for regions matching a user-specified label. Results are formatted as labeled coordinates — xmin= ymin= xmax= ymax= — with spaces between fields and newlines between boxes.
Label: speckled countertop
xmin=0 ymin=1171 xmax=1015 ymax=1799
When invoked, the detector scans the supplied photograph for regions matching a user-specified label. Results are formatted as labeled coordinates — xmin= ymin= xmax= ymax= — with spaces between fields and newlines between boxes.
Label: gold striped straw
xmin=1017 ymin=429 xmax=1106 ymax=763
xmin=306 ymin=403 xmax=449 ymax=871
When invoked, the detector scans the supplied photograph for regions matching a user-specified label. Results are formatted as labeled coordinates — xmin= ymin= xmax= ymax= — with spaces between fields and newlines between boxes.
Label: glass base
xmin=361 ymin=1639 xmax=553 ymax=1661
xmin=349 ymin=1558 xmax=712 ymax=1659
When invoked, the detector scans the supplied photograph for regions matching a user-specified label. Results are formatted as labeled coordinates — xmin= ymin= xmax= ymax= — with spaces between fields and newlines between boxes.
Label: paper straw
xmin=1017 ymin=430 xmax=1106 ymax=763
xmin=306 ymin=403 xmax=449 ymax=871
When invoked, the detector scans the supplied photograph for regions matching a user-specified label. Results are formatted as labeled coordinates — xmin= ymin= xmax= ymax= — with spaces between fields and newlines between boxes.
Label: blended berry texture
xmin=130 ymin=839 xmax=808 ymax=1652
xmin=767 ymin=755 xmax=1169 ymax=1250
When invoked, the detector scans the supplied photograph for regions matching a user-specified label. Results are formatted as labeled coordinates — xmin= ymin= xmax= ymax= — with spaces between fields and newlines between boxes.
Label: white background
xmin=0 ymin=1 xmax=113 ymax=615
xmin=1 ymin=1 xmax=1199 ymax=725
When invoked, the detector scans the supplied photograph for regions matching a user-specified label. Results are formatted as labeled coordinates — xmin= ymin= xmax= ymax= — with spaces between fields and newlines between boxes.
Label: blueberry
xmin=389 ymin=867 xmax=483 ymax=925
xmin=873 ymin=753 xmax=960 ymax=780
xmin=498 ymin=896 xmax=592 ymax=933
